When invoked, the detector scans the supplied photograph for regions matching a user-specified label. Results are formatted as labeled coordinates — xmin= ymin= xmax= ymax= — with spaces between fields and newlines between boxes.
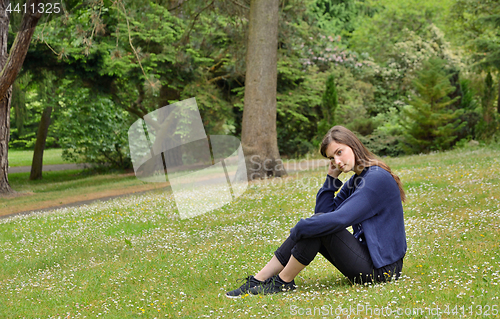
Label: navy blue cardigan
xmin=289 ymin=166 xmax=407 ymax=268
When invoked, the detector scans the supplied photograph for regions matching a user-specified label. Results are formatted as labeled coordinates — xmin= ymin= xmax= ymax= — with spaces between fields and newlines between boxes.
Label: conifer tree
xmin=317 ymin=74 xmax=338 ymax=136
xmin=401 ymin=58 xmax=465 ymax=153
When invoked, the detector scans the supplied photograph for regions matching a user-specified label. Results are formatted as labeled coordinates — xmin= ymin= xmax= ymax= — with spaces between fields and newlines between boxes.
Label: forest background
xmin=8 ymin=0 xmax=500 ymax=172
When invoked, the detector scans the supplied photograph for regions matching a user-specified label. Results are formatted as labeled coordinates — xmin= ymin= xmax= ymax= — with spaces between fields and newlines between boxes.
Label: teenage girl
xmin=226 ymin=125 xmax=406 ymax=297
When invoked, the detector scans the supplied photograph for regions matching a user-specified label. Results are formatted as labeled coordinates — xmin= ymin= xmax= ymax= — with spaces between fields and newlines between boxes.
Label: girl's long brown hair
xmin=320 ymin=125 xmax=406 ymax=202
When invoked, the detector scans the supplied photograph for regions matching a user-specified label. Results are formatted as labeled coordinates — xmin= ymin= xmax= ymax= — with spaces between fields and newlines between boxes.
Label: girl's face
xmin=325 ymin=141 xmax=360 ymax=174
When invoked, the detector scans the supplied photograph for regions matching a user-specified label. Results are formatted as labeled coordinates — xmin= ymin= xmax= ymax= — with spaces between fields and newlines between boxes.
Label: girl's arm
xmin=291 ymin=169 xmax=390 ymax=241
xmin=314 ymin=161 xmax=350 ymax=214
xmin=314 ymin=175 xmax=350 ymax=214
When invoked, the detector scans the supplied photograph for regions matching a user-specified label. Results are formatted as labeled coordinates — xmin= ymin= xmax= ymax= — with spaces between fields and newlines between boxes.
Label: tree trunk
xmin=0 ymin=87 xmax=11 ymax=193
xmin=241 ymin=0 xmax=286 ymax=180
xmin=29 ymin=106 xmax=52 ymax=180
xmin=0 ymin=1 xmax=12 ymax=193
xmin=0 ymin=0 xmax=42 ymax=193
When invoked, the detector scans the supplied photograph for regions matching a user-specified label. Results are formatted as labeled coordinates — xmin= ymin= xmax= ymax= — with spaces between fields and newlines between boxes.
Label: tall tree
xmin=0 ymin=0 xmax=42 ymax=193
xmin=241 ymin=0 xmax=286 ymax=180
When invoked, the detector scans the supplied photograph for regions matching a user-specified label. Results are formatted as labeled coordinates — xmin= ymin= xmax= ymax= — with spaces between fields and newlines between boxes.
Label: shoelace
xmin=264 ymin=275 xmax=280 ymax=285
xmin=236 ymin=276 xmax=254 ymax=285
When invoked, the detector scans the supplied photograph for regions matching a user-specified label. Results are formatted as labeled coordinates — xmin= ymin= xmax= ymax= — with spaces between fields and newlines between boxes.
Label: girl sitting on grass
xmin=226 ymin=125 xmax=407 ymax=297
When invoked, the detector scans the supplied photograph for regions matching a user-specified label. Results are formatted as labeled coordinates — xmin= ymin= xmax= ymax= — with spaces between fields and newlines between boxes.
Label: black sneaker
xmin=248 ymin=274 xmax=296 ymax=295
xmin=225 ymin=276 xmax=263 ymax=298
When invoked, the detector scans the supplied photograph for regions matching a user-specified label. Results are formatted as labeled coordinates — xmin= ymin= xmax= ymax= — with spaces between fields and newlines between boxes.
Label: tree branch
xmin=208 ymin=59 xmax=226 ymax=73
xmin=208 ymin=74 xmax=230 ymax=83
xmin=228 ymin=0 xmax=250 ymax=10
xmin=0 ymin=0 xmax=43 ymax=103
xmin=180 ymin=0 xmax=215 ymax=45
xmin=115 ymin=0 xmax=154 ymax=89
xmin=167 ymin=0 xmax=189 ymax=12
xmin=125 ymin=105 xmax=145 ymax=119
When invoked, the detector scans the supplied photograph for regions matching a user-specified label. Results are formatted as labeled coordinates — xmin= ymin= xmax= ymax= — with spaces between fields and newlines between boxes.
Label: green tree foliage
xmin=401 ymin=58 xmax=465 ymax=153
xmin=10 ymin=75 xmax=29 ymax=142
xmin=24 ymin=0 xmax=251 ymax=166
xmin=448 ymin=0 xmax=500 ymax=50
xmin=352 ymin=19 xmax=459 ymax=116
xmin=449 ymin=0 xmax=500 ymax=118
xmin=350 ymin=0 xmax=453 ymax=62
xmin=9 ymin=72 xmax=61 ymax=150
xmin=274 ymin=16 xmax=375 ymax=156
xmin=276 ymin=66 xmax=327 ymax=156
xmin=474 ymin=15 xmax=500 ymax=72
xmin=9 ymin=0 xmax=498 ymax=164
xmin=357 ymin=131 xmax=404 ymax=157
xmin=310 ymin=0 xmax=372 ymax=42
xmin=56 ymin=85 xmax=131 ymax=169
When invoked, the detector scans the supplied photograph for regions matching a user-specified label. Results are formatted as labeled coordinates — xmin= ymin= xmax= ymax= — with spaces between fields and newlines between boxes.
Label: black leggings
xmin=274 ymin=229 xmax=403 ymax=284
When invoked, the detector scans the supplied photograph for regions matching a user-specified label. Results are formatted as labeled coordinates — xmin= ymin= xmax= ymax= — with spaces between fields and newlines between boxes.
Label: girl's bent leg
xmin=255 ymin=235 xmax=321 ymax=282
xmin=274 ymin=236 xmax=322 ymax=267
xmin=268 ymin=229 xmax=397 ymax=285
xmin=253 ymin=236 xmax=322 ymax=284
xmin=279 ymin=255 xmax=306 ymax=282
xmin=254 ymin=256 xmax=284 ymax=282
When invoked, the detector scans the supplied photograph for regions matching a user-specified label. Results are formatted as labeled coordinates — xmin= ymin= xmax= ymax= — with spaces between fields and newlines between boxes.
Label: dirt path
xmin=8 ymin=163 xmax=89 ymax=173
xmin=2 ymin=159 xmax=328 ymax=219
xmin=0 ymin=182 xmax=171 ymax=219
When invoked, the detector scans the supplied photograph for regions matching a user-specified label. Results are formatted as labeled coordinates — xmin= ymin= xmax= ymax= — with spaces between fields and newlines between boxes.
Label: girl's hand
xmin=327 ymin=160 xmax=342 ymax=178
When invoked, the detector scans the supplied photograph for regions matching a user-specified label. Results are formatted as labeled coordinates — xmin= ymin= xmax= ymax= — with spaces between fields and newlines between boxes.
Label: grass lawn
xmin=0 ymin=146 xmax=499 ymax=318
xmin=7 ymin=148 xmax=84 ymax=167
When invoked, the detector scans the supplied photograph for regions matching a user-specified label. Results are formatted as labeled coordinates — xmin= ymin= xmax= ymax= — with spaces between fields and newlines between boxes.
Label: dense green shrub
xmin=345 ymin=117 xmax=378 ymax=136
xmin=56 ymin=88 xmax=132 ymax=169
xmin=358 ymin=130 xmax=405 ymax=157
xmin=455 ymin=77 xmax=481 ymax=140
